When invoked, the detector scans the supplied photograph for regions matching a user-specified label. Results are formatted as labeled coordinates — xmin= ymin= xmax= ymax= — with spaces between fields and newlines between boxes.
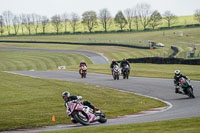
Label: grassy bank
xmin=40 ymin=116 xmax=200 ymax=133
xmin=1 ymin=27 xmax=200 ymax=58
xmin=0 ymin=50 xmax=92 ymax=71
xmin=0 ymin=71 xmax=165 ymax=131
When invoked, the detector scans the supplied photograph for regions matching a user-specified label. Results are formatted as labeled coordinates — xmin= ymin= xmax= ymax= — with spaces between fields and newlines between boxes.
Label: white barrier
xmin=58 ymin=66 xmax=66 ymax=70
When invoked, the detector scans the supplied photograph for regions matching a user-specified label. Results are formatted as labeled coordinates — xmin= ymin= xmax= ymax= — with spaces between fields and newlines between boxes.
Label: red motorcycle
xmin=80 ymin=65 xmax=87 ymax=78
xmin=65 ymin=99 xmax=107 ymax=125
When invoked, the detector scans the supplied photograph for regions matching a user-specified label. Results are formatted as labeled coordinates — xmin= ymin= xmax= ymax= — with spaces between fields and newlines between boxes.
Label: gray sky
xmin=1 ymin=0 xmax=199 ymax=17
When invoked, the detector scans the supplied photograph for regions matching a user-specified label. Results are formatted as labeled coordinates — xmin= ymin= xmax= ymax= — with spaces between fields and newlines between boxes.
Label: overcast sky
xmin=1 ymin=0 xmax=199 ymax=17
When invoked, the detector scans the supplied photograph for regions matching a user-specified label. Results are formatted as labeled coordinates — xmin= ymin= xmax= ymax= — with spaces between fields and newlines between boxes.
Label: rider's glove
xmin=77 ymin=96 xmax=82 ymax=100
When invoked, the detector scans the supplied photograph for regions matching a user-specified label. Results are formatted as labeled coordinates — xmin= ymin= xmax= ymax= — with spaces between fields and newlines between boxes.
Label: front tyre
xmin=74 ymin=111 xmax=89 ymax=125
xmin=187 ymin=87 xmax=195 ymax=98
xmin=98 ymin=113 xmax=107 ymax=123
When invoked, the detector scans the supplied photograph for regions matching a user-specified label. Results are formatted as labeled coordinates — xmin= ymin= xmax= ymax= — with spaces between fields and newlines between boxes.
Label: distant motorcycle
xmin=112 ymin=65 xmax=120 ymax=80
xmin=65 ymin=99 xmax=107 ymax=126
xmin=122 ymin=65 xmax=130 ymax=79
xmin=176 ymin=77 xmax=195 ymax=98
xmin=80 ymin=65 xmax=87 ymax=78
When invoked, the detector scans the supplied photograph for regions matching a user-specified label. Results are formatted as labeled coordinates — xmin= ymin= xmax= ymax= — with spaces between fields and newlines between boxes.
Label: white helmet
xmin=174 ymin=70 xmax=181 ymax=77
xmin=62 ymin=91 xmax=70 ymax=98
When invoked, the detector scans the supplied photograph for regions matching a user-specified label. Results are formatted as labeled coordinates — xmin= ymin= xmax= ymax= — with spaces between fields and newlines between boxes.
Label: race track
xmin=4 ymin=71 xmax=200 ymax=133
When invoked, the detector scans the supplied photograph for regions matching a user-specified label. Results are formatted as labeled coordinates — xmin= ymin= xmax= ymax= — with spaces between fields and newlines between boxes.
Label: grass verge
xmin=0 ymin=71 xmax=165 ymax=131
xmin=39 ymin=116 xmax=200 ymax=133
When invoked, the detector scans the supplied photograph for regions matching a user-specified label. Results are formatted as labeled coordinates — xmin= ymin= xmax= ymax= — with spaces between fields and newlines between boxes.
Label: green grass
xmin=1 ymin=27 xmax=200 ymax=59
xmin=0 ymin=71 xmax=165 ymax=131
xmin=0 ymin=50 xmax=92 ymax=71
xmin=39 ymin=116 xmax=200 ymax=133
xmin=67 ymin=64 xmax=200 ymax=80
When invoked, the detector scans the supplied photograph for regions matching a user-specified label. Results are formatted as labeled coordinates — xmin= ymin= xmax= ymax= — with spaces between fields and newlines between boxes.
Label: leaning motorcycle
xmin=122 ymin=65 xmax=130 ymax=79
xmin=80 ymin=65 xmax=87 ymax=78
xmin=65 ymin=99 xmax=107 ymax=126
xmin=112 ymin=65 xmax=120 ymax=80
xmin=177 ymin=77 xmax=195 ymax=98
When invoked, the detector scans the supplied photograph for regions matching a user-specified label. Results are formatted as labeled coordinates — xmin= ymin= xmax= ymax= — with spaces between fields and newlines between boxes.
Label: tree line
xmin=0 ymin=3 xmax=200 ymax=36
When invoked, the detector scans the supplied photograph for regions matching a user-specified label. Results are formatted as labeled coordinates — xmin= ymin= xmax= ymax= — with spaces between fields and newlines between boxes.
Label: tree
xmin=194 ymin=9 xmax=200 ymax=23
xmin=69 ymin=12 xmax=80 ymax=33
xmin=124 ymin=8 xmax=134 ymax=31
xmin=82 ymin=11 xmax=98 ymax=33
xmin=12 ymin=15 xmax=20 ymax=35
xmin=163 ymin=11 xmax=177 ymax=28
xmin=133 ymin=7 xmax=140 ymax=31
xmin=149 ymin=10 xmax=162 ymax=29
xmin=0 ymin=15 xmax=4 ymax=35
xmin=114 ymin=11 xmax=127 ymax=31
xmin=137 ymin=3 xmax=152 ymax=30
xmin=32 ymin=14 xmax=41 ymax=34
xmin=99 ymin=8 xmax=112 ymax=32
xmin=2 ymin=10 xmax=14 ymax=35
xmin=24 ymin=14 xmax=33 ymax=35
xmin=41 ymin=16 xmax=49 ymax=34
xmin=61 ymin=13 xmax=69 ymax=33
xmin=19 ymin=14 xmax=26 ymax=35
xmin=51 ymin=15 xmax=62 ymax=34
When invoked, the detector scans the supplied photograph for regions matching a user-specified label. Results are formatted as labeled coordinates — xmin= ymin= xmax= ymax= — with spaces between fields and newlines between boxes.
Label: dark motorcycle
xmin=176 ymin=77 xmax=195 ymax=98
xmin=112 ymin=65 xmax=120 ymax=80
xmin=122 ymin=65 xmax=130 ymax=79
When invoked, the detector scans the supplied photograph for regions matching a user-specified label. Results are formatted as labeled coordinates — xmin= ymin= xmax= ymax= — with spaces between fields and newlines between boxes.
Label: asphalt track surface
xmin=3 ymin=71 xmax=200 ymax=133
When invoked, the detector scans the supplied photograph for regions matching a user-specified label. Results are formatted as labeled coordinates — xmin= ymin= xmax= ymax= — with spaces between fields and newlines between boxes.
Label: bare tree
xmin=51 ymin=14 xmax=62 ymax=34
xmin=194 ymin=9 xmax=200 ymax=23
xmin=19 ymin=14 xmax=26 ymax=35
xmin=12 ymin=15 xmax=20 ymax=35
xmin=99 ymin=8 xmax=112 ymax=32
xmin=163 ymin=11 xmax=177 ymax=28
xmin=124 ymin=8 xmax=134 ymax=31
xmin=137 ymin=3 xmax=152 ymax=30
xmin=114 ymin=10 xmax=127 ymax=31
xmin=62 ymin=13 xmax=69 ymax=33
xmin=82 ymin=11 xmax=98 ymax=33
xmin=2 ymin=10 xmax=14 ymax=35
xmin=32 ymin=14 xmax=41 ymax=34
xmin=69 ymin=12 xmax=80 ymax=33
xmin=24 ymin=14 xmax=33 ymax=35
xmin=149 ymin=10 xmax=162 ymax=29
xmin=41 ymin=16 xmax=49 ymax=34
xmin=133 ymin=7 xmax=140 ymax=31
xmin=0 ymin=15 xmax=4 ymax=35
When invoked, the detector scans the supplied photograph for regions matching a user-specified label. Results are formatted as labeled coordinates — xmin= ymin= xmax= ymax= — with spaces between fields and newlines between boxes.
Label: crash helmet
xmin=62 ymin=91 xmax=70 ymax=99
xmin=112 ymin=59 xmax=116 ymax=62
xmin=174 ymin=70 xmax=181 ymax=77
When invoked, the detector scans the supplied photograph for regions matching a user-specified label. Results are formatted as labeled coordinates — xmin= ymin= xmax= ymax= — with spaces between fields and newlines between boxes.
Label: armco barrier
xmin=120 ymin=57 xmax=200 ymax=65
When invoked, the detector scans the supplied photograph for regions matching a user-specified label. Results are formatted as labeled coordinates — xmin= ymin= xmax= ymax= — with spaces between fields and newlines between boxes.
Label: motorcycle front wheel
xmin=187 ymin=87 xmax=195 ymax=98
xmin=74 ymin=111 xmax=89 ymax=125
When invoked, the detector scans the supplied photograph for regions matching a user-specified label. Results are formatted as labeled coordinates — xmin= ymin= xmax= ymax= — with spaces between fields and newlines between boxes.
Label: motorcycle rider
xmin=62 ymin=91 xmax=100 ymax=114
xmin=174 ymin=70 xmax=189 ymax=94
xmin=120 ymin=58 xmax=130 ymax=74
xmin=110 ymin=59 xmax=118 ymax=74
xmin=79 ymin=60 xmax=87 ymax=74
